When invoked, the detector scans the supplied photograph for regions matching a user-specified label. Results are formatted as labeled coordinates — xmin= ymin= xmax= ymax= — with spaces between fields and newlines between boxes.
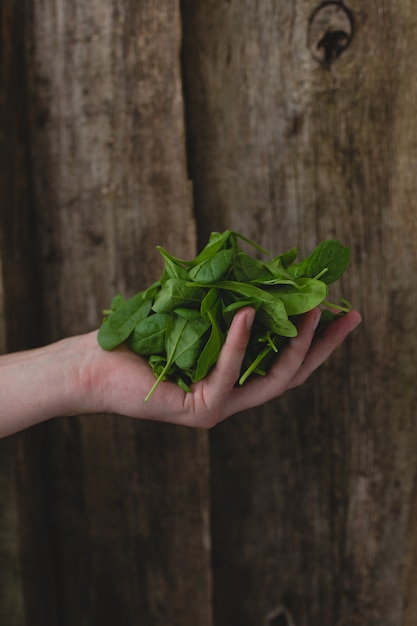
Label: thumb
xmin=204 ymin=307 xmax=256 ymax=398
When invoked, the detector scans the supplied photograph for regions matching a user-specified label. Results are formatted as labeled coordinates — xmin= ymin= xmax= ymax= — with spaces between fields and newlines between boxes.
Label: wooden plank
xmin=0 ymin=439 xmax=24 ymax=626
xmin=17 ymin=1 xmax=212 ymax=625
xmin=182 ymin=1 xmax=417 ymax=624
xmin=0 ymin=2 xmax=53 ymax=625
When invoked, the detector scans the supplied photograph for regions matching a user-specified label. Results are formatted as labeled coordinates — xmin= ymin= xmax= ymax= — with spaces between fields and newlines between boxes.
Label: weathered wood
xmin=0 ymin=439 xmax=24 ymax=626
xmin=10 ymin=1 xmax=211 ymax=625
xmin=182 ymin=1 xmax=417 ymax=624
xmin=0 ymin=3 xmax=47 ymax=625
xmin=4 ymin=0 xmax=417 ymax=624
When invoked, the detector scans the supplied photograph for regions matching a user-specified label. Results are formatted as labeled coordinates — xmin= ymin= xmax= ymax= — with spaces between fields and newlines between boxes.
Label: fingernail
xmin=312 ymin=311 xmax=321 ymax=331
xmin=245 ymin=308 xmax=256 ymax=330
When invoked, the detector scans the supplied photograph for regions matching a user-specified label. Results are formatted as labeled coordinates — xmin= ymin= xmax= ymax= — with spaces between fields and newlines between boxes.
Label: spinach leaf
xmin=144 ymin=316 xmax=187 ymax=401
xmin=98 ymin=294 xmax=153 ymax=351
xmin=189 ymin=248 xmax=233 ymax=284
xmin=267 ymin=278 xmax=328 ymax=316
xmin=99 ymin=230 xmax=352 ymax=398
xmin=144 ymin=315 xmax=209 ymax=400
xmin=232 ymin=251 xmax=272 ymax=283
xmin=152 ymin=279 xmax=206 ymax=313
xmin=189 ymin=230 xmax=269 ymax=266
xmin=173 ymin=317 xmax=210 ymax=370
xmin=289 ymin=240 xmax=350 ymax=284
xmin=257 ymin=300 xmax=298 ymax=337
xmin=173 ymin=307 xmax=202 ymax=320
xmin=148 ymin=354 xmax=169 ymax=376
xmin=155 ymin=232 xmax=229 ymax=268
xmin=200 ymin=280 xmax=282 ymax=305
xmin=273 ymin=247 xmax=299 ymax=269
xmin=156 ymin=230 xmax=268 ymax=268
xmin=128 ymin=313 xmax=170 ymax=355
xmin=158 ymin=248 xmax=190 ymax=282
xmin=192 ymin=302 xmax=224 ymax=382
xmin=200 ymin=287 xmax=219 ymax=316
xmin=222 ymin=299 xmax=259 ymax=315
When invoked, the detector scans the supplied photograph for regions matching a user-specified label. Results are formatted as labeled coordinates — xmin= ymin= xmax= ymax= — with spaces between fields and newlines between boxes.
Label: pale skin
xmin=0 ymin=307 xmax=361 ymax=438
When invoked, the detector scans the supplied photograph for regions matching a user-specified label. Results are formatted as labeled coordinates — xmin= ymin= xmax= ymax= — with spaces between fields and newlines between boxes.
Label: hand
xmin=0 ymin=307 xmax=361 ymax=437
xmin=83 ymin=306 xmax=361 ymax=428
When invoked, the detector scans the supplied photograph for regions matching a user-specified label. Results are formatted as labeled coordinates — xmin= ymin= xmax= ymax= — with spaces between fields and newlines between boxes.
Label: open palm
xmin=88 ymin=307 xmax=361 ymax=428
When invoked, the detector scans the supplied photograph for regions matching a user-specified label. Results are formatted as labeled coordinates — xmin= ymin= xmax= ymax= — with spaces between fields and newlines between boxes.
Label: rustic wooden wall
xmin=2 ymin=0 xmax=417 ymax=625
xmin=1 ymin=1 xmax=211 ymax=625
xmin=0 ymin=2 xmax=40 ymax=624
xmin=181 ymin=1 xmax=417 ymax=625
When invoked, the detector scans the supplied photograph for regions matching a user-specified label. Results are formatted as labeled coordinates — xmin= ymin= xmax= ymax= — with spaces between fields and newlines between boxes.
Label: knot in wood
xmin=308 ymin=1 xmax=354 ymax=66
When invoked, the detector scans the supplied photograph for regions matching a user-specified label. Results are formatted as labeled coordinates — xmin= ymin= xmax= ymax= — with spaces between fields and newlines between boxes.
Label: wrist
xmin=23 ymin=334 xmax=97 ymax=420
xmin=52 ymin=331 xmax=107 ymax=417
xmin=0 ymin=331 xmax=108 ymax=438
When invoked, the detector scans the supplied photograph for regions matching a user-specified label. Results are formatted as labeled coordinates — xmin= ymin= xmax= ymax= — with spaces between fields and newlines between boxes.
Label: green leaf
xmin=128 ymin=313 xmax=170 ymax=355
xmin=152 ymin=279 xmax=207 ymax=313
xmin=232 ymin=251 xmax=272 ymax=283
xmin=110 ymin=294 xmax=126 ymax=310
xmin=257 ymin=300 xmax=298 ymax=337
xmin=188 ymin=230 xmax=269 ymax=268
xmin=98 ymin=294 xmax=153 ymax=351
xmin=156 ymin=230 xmax=269 ymax=269
xmin=222 ymin=298 xmax=260 ymax=328
xmin=268 ymin=278 xmax=328 ymax=316
xmin=144 ymin=315 xmax=209 ymax=400
xmin=174 ymin=375 xmax=193 ymax=393
xmin=289 ymin=240 xmax=350 ymax=284
xmin=173 ymin=307 xmax=202 ymax=320
xmin=156 ymin=232 xmax=230 ymax=268
xmin=222 ymin=299 xmax=259 ymax=315
xmin=189 ymin=248 xmax=233 ymax=284
xmin=192 ymin=305 xmax=225 ymax=382
xmin=145 ymin=316 xmax=186 ymax=401
xmin=230 ymin=246 xmax=298 ymax=285
xmin=148 ymin=354 xmax=170 ymax=376
xmin=99 ymin=230 xmax=352 ymax=396
xmin=102 ymin=293 xmax=126 ymax=319
xmin=198 ymin=280 xmax=280 ymax=305
xmin=157 ymin=247 xmax=190 ymax=282
xmin=273 ymin=247 xmax=299 ymax=269
xmin=200 ymin=287 xmax=219 ymax=316
xmin=171 ymin=316 xmax=211 ymax=370
xmin=232 ymin=231 xmax=270 ymax=256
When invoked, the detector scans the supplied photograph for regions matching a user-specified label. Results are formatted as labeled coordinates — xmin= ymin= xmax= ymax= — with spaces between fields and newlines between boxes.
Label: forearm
xmin=0 ymin=309 xmax=362 ymax=436
xmin=0 ymin=335 xmax=97 ymax=437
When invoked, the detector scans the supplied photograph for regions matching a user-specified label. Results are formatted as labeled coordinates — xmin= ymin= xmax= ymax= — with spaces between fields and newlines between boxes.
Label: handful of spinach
xmin=98 ymin=231 xmax=351 ymax=401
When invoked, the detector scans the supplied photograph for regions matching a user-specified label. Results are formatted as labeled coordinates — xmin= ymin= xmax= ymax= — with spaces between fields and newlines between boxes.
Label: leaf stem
xmin=144 ymin=370 xmax=167 ymax=402
xmin=314 ymin=267 xmax=329 ymax=281
xmin=239 ymin=346 xmax=273 ymax=386
xmin=321 ymin=300 xmax=351 ymax=313
xmin=144 ymin=318 xmax=187 ymax=401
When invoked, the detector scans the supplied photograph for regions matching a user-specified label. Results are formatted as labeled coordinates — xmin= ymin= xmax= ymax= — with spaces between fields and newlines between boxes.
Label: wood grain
xmin=0 ymin=3 xmax=47 ymax=625
xmin=3 ymin=0 xmax=417 ymax=624
xmin=4 ymin=1 xmax=211 ymax=625
xmin=182 ymin=1 xmax=417 ymax=624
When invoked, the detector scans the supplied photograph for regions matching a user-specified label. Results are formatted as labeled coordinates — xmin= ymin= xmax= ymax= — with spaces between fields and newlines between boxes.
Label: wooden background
xmin=1 ymin=1 xmax=417 ymax=625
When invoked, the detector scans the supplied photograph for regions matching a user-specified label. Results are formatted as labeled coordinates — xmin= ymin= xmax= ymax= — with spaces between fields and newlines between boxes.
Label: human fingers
xmin=221 ymin=308 xmax=321 ymax=417
xmin=286 ymin=309 xmax=361 ymax=389
xmin=201 ymin=307 xmax=256 ymax=405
